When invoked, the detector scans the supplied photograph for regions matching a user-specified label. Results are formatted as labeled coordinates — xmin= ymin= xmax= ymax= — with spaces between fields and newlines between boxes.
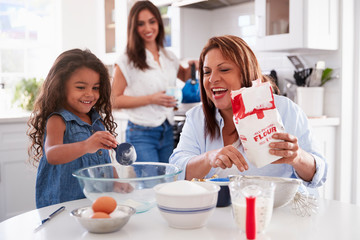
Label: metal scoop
xmin=92 ymin=125 xmax=136 ymax=166
xmin=114 ymin=142 xmax=137 ymax=166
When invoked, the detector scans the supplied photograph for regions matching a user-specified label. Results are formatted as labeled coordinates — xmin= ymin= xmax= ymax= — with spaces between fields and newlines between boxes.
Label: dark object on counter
xmin=34 ymin=206 xmax=65 ymax=231
xmin=173 ymin=119 xmax=184 ymax=149
xmin=209 ymin=178 xmax=231 ymax=207
xmin=293 ymin=68 xmax=313 ymax=86
xmin=182 ymin=63 xmax=200 ymax=103
xmin=269 ymin=70 xmax=278 ymax=86
xmin=266 ymin=69 xmax=280 ymax=95
xmin=287 ymin=55 xmax=305 ymax=70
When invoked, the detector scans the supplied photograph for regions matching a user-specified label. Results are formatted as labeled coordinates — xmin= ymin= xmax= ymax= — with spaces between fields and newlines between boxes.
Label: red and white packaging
xmin=230 ymin=80 xmax=285 ymax=168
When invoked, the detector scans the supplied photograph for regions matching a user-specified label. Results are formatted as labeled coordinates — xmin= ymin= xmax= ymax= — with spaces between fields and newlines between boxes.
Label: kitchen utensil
xmin=308 ymin=61 xmax=325 ymax=87
xmin=34 ymin=206 xmax=65 ymax=231
xmin=229 ymin=177 xmax=275 ymax=233
xmin=291 ymin=191 xmax=319 ymax=217
xmin=72 ymin=162 xmax=182 ymax=213
xmin=93 ymin=125 xmax=136 ymax=166
xmin=114 ymin=142 xmax=136 ymax=165
xmin=231 ymin=175 xmax=302 ymax=208
xmin=71 ymin=205 xmax=135 ymax=233
xmin=293 ymin=68 xmax=313 ymax=86
xmin=242 ymin=185 xmax=262 ymax=240
xmin=287 ymin=55 xmax=305 ymax=70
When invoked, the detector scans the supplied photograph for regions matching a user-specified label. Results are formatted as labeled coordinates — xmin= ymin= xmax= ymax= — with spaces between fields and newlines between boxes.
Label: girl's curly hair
xmin=27 ymin=49 xmax=117 ymax=166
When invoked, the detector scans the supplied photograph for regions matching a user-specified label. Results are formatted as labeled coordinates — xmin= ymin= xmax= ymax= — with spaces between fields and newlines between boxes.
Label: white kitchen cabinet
xmin=96 ymin=0 xmax=128 ymax=65
xmin=309 ymin=118 xmax=339 ymax=200
xmin=255 ymin=0 xmax=339 ymax=51
xmin=0 ymin=117 xmax=37 ymax=221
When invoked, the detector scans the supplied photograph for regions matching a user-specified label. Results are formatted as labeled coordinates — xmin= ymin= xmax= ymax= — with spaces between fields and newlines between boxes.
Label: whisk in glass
xmin=291 ymin=191 xmax=319 ymax=217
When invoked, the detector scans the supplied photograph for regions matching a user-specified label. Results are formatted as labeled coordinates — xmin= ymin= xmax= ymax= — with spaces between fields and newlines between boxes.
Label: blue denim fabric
xmin=35 ymin=109 xmax=111 ymax=208
xmin=126 ymin=120 xmax=174 ymax=164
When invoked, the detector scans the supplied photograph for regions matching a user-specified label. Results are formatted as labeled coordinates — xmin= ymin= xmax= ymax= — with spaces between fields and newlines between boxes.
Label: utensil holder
xmin=296 ymin=87 xmax=324 ymax=117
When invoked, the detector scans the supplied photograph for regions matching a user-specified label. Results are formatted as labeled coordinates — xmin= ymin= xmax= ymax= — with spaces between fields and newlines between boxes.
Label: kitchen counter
xmin=308 ymin=117 xmax=340 ymax=127
xmin=0 ymin=110 xmax=30 ymax=123
xmin=1 ymin=198 xmax=359 ymax=239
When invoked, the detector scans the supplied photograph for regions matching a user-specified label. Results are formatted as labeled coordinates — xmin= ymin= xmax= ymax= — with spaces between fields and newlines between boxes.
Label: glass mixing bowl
xmin=73 ymin=162 xmax=182 ymax=213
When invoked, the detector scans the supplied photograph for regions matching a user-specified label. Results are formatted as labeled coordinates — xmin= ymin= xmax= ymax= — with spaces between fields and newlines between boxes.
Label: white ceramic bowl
xmin=71 ymin=205 xmax=135 ymax=233
xmin=231 ymin=175 xmax=302 ymax=208
xmin=154 ymin=180 xmax=220 ymax=229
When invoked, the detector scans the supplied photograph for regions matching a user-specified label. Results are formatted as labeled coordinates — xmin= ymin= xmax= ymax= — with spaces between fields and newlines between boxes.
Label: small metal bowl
xmin=71 ymin=205 xmax=135 ymax=233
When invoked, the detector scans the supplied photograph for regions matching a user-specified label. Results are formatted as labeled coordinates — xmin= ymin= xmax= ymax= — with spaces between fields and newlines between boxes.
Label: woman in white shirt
xmin=170 ymin=35 xmax=327 ymax=191
xmin=111 ymin=1 xmax=194 ymax=163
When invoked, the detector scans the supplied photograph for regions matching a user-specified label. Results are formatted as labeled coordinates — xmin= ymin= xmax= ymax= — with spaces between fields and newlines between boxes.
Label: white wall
xmin=177 ymin=2 xmax=341 ymax=118
xmin=178 ymin=8 xmax=211 ymax=59
xmin=59 ymin=0 xmax=103 ymax=55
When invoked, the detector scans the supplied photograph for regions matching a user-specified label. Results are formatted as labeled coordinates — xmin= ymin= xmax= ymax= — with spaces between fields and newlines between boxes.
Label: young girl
xmin=28 ymin=49 xmax=118 ymax=208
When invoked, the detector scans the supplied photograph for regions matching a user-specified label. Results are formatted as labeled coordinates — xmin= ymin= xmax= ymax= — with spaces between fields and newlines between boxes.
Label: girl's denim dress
xmin=35 ymin=109 xmax=111 ymax=208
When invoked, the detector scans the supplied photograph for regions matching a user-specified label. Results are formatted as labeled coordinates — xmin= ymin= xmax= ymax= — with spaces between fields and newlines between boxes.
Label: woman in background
xmin=111 ymin=1 xmax=196 ymax=164
xmin=170 ymin=35 xmax=327 ymax=193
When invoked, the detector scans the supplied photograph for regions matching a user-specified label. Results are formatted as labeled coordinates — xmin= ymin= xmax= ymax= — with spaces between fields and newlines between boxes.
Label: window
xmin=158 ymin=5 xmax=171 ymax=47
xmin=0 ymin=0 xmax=56 ymax=110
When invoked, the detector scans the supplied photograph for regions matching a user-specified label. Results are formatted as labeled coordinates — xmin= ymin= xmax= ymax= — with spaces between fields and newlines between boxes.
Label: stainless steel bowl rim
xmin=71 ymin=205 xmax=136 ymax=219
xmin=229 ymin=175 xmax=302 ymax=185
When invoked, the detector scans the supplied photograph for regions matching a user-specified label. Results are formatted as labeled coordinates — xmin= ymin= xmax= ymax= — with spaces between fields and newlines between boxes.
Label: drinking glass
xmin=166 ymin=86 xmax=182 ymax=109
xmin=229 ymin=177 xmax=275 ymax=233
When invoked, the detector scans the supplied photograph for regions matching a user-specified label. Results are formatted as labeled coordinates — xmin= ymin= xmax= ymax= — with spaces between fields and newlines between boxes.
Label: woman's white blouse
xmin=169 ymin=95 xmax=327 ymax=189
xmin=115 ymin=48 xmax=179 ymax=127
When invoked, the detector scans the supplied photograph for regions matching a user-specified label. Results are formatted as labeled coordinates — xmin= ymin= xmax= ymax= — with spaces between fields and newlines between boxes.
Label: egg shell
xmin=91 ymin=212 xmax=111 ymax=219
xmin=81 ymin=208 xmax=94 ymax=218
xmin=110 ymin=210 xmax=127 ymax=218
xmin=92 ymin=196 xmax=117 ymax=214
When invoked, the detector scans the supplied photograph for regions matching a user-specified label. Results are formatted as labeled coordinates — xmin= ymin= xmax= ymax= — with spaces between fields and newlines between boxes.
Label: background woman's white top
xmin=115 ymin=48 xmax=179 ymax=127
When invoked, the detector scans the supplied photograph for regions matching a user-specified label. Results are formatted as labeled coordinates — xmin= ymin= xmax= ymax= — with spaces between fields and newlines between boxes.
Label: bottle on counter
xmin=308 ymin=61 xmax=325 ymax=87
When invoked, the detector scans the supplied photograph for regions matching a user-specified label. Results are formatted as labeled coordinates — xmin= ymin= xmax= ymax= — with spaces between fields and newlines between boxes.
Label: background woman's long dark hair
xmin=126 ymin=1 xmax=165 ymax=70
xmin=27 ymin=49 xmax=117 ymax=166
xmin=198 ymin=35 xmax=278 ymax=140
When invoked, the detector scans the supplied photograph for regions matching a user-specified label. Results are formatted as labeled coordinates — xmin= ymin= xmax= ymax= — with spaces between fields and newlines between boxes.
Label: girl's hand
xmin=207 ymin=145 xmax=248 ymax=172
xmin=149 ymin=91 xmax=177 ymax=107
xmin=85 ymin=131 xmax=118 ymax=153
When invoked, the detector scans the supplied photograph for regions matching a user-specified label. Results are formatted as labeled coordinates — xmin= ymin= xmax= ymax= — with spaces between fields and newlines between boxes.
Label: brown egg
xmin=92 ymin=196 xmax=117 ymax=214
xmin=91 ymin=212 xmax=111 ymax=219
